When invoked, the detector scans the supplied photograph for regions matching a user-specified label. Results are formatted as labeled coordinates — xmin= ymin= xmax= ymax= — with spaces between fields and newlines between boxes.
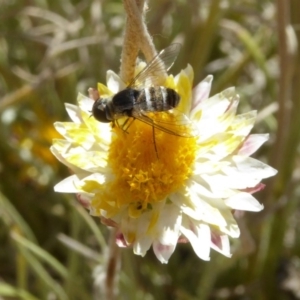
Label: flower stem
xmin=120 ymin=0 xmax=157 ymax=83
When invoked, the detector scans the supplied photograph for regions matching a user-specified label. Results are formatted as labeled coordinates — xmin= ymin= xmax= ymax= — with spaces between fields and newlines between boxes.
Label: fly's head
xmin=92 ymin=98 xmax=112 ymax=123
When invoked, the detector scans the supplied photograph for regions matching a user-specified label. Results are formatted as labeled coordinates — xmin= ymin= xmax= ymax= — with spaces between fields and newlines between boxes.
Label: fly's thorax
xmin=112 ymin=89 xmax=136 ymax=108
xmin=111 ymin=88 xmax=138 ymax=118
xmin=137 ymin=86 xmax=180 ymax=111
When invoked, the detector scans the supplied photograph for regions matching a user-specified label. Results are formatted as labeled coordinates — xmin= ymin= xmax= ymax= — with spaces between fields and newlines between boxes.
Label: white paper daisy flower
xmin=51 ymin=64 xmax=277 ymax=263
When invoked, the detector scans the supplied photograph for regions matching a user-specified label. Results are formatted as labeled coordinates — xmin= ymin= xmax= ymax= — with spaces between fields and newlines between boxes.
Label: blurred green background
xmin=0 ymin=0 xmax=300 ymax=299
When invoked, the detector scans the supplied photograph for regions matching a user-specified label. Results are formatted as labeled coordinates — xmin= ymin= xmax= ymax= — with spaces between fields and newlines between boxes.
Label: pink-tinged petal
xmin=241 ymin=183 xmax=266 ymax=194
xmin=210 ymin=230 xmax=231 ymax=257
xmin=237 ymin=134 xmax=269 ymax=156
xmin=233 ymin=210 xmax=245 ymax=218
xmin=180 ymin=217 xmax=211 ymax=261
xmin=224 ymin=192 xmax=263 ymax=212
xmin=106 ymin=70 xmax=126 ymax=94
xmin=152 ymin=241 xmax=176 ymax=264
xmin=88 ymin=87 xmax=100 ymax=101
xmin=191 ymin=75 xmax=213 ymax=111
xmin=116 ymin=232 xmax=129 ymax=248
xmin=178 ymin=236 xmax=189 ymax=243
xmin=65 ymin=103 xmax=83 ymax=124
xmin=101 ymin=217 xmax=118 ymax=228
xmin=76 ymin=193 xmax=92 ymax=208
xmin=54 ymin=174 xmax=86 ymax=193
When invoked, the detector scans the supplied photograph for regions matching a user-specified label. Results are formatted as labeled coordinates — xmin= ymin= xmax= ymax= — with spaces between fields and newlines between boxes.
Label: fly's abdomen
xmin=135 ymin=87 xmax=180 ymax=112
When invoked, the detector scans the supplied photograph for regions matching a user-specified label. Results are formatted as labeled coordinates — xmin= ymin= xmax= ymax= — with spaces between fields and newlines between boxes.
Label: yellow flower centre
xmin=98 ymin=112 xmax=197 ymax=218
xmin=92 ymin=112 xmax=197 ymax=218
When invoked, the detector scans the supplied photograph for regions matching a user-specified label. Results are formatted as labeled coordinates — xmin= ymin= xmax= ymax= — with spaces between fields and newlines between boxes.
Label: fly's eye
xmin=92 ymin=99 xmax=111 ymax=123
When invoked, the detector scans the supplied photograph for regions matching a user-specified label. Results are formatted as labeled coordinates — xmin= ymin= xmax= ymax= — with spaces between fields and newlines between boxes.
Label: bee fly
xmin=91 ymin=44 xmax=197 ymax=149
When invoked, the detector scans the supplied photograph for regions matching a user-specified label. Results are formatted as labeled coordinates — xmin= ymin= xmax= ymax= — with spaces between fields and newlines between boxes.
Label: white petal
xmin=152 ymin=241 xmax=176 ymax=264
xmin=183 ymin=64 xmax=194 ymax=83
xmin=53 ymin=122 xmax=96 ymax=149
xmin=170 ymin=189 xmax=227 ymax=227
xmin=133 ymin=236 xmax=153 ymax=257
xmin=120 ymin=216 xmax=139 ymax=245
xmin=202 ymin=156 xmax=277 ymax=191
xmin=190 ymin=177 xmax=235 ymax=199
xmin=195 ymin=90 xmax=231 ymax=124
xmin=224 ymin=192 xmax=264 ymax=212
xmin=50 ymin=145 xmax=87 ymax=174
xmin=133 ymin=210 xmax=155 ymax=256
xmin=155 ymin=204 xmax=182 ymax=245
xmin=195 ymin=91 xmax=239 ymax=141
xmin=202 ymin=172 xmax=246 ymax=191
xmin=229 ymin=111 xmax=257 ymax=136
xmin=134 ymin=203 xmax=181 ymax=260
xmin=193 ymin=160 xmax=230 ymax=175
xmin=81 ymin=172 xmax=106 ymax=186
xmin=77 ymin=94 xmax=94 ymax=113
xmin=120 ymin=206 xmax=156 ymax=246
xmin=53 ymin=122 xmax=73 ymax=139
xmin=221 ymin=222 xmax=240 ymax=238
xmin=237 ymin=134 xmax=269 ymax=156
xmin=180 ymin=217 xmax=211 ymax=260
xmin=65 ymin=103 xmax=83 ymax=124
xmin=106 ymin=70 xmax=126 ymax=94
xmin=54 ymin=174 xmax=86 ymax=193
xmin=231 ymin=156 xmax=278 ymax=179
xmin=191 ymin=75 xmax=213 ymax=113
xmin=173 ymin=185 xmax=240 ymax=238
xmin=63 ymin=151 xmax=108 ymax=172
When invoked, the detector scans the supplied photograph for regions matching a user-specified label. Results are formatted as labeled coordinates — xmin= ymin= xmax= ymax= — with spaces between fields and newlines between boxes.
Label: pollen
xmin=94 ymin=115 xmax=198 ymax=218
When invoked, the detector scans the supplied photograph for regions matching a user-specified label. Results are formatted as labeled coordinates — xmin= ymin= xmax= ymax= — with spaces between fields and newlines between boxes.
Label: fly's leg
xmin=152 ymin=126 xmax=159 ymax=159
xmin=123 ymin=117 xmax=135 ymax=132
xmin=115 ymin=117 xmax=135 ymax=134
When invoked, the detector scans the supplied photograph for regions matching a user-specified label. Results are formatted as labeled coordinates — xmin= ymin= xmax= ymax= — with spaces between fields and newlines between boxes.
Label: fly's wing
xmin=128 ymin=43 xmax=181 ymax=88
xmin=131 ymin=109 xmax=198 ymax=138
